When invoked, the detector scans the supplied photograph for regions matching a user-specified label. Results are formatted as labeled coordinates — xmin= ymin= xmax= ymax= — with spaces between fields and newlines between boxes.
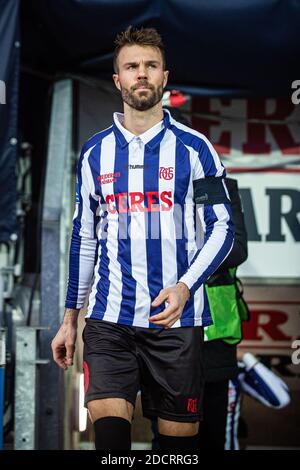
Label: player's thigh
xmin=88 ymin=398 xmax=134 ymax=423
xmin=158 ymin=417 xmax=199 ymax=436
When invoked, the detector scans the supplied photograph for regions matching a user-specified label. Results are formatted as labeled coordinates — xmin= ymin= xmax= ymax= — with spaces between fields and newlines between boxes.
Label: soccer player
xmin=51 ymin=25 xmax=234 ymax=451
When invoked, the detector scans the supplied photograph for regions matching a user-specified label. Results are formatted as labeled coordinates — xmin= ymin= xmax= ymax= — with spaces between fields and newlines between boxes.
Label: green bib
xmin=204 ymin=268 xmax=249 ymax=345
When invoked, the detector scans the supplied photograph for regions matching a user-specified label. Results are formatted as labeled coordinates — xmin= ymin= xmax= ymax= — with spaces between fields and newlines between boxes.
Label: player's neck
xmin=122 ymin=103 xmax=164 ymax=136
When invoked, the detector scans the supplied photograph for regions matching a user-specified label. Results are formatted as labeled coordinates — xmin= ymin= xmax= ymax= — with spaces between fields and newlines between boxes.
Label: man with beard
xmin=51 ymin=26 xmax=234 ymax=451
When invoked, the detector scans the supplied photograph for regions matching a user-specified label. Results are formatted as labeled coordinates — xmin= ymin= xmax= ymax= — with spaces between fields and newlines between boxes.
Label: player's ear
xmin=113 ymin=74 xmax=121 ymax=91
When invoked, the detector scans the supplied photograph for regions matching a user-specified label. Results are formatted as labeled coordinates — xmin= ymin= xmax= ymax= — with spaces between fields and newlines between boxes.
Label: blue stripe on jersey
xmin=189 ymin=203 xmax=234 ymax=295
xmin=115 ymin=145 xmax=137 ymax=326
xmin=89 ymin=195 xmax=99 ymax=238
xmin=87 ymin=143 xmax=102 ymax=199
xmin=170 ymin=124 xmax=222 ymax=177
xmin=65 ymin=152 xmax=84 ymax=307
xmin=89 ymin=140 xmax=109 ymax=319
xmin=144 ymin=145 xmax=163 ymax=329
xmin=197 ymin=139 xmax=218 ymax=176
xmin=91 ymin=208 xmax=110 ymax=319
xmin=113 ymin=120 xmax=130 ymax=148
xmin=174 ymin=137 xmax=195 ymax=325
xmin=202 ymin=287 xmax=213 ymax=326
xmin=85 ymin=127 xmax=114 ymax=167
xmin=65 ymin=230 xmax=81 ymax=308
xmin=84 ymin=128 xmax=114 ymax=202
xmin=174 ymin=141 xmax=189 ymax=279
xmin=87 ymin=143 xmax=106 ymax=234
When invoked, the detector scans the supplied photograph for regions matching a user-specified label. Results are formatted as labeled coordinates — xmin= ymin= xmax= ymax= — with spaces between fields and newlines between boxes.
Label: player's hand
xmin=51 ymin=311 xmax=78 ymax=370
xmin=149 ymin=282 xmax=190 ymax=328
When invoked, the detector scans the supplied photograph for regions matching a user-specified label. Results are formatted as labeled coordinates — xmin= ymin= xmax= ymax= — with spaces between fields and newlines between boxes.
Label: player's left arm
xmin=150 ymin=139 xmax=234 ymax=327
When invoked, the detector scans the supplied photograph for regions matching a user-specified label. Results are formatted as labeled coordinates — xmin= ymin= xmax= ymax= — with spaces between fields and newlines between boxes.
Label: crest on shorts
xmin=187 ymin=398 xmax=198 ymax=413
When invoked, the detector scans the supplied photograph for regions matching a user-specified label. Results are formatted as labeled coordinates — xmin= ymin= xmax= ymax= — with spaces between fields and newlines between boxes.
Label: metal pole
xmin=39 ymin=79 xmax=73 ymax=449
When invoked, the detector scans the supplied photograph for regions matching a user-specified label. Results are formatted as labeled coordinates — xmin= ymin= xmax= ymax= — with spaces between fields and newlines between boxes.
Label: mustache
xmin=132 ymin=81 xmax=154 ymax=91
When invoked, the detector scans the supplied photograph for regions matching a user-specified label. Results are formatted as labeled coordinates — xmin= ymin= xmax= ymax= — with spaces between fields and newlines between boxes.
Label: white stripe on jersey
xmin=185 ymin=145 xmax=199 ymax=263
xmin=158 ymin=132 xmax=180 ymax=327
xmin=86 ymin=241 xmax=101 ymax=315
xmin=128 ymin=139 xmax=152 ymax=327
xmin=159 ymin=133 xmax=177 ymax=287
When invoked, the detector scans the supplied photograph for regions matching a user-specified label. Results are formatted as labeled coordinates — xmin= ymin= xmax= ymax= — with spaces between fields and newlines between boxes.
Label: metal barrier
xmin=14 ymin=327 xmax=48 ymax=449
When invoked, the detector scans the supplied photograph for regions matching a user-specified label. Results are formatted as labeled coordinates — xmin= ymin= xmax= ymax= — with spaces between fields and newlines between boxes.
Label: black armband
xmin=193 ymin=177 xmax=231 ymax=205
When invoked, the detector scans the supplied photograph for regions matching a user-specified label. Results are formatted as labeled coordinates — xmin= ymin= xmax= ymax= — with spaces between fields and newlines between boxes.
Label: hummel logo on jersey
xmin=159 ymin=166 xmax=174 ymax=180
xmin=128 ymin=164 xmax=146 ymax=170
xmin=98 ymin=172 xmax=121 ymax=185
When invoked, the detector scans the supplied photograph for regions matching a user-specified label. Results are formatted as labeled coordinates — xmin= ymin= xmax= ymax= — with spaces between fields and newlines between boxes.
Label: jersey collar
xmin=113 ymin=109 xmax=171 ymax=150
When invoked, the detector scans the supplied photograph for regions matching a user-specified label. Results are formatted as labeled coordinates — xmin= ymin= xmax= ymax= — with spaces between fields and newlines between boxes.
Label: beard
xmin=120 ymin=80 xmax=164 ymax=111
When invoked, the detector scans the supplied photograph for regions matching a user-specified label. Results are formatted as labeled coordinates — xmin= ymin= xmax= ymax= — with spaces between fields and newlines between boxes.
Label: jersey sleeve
xmin=65 ymin=144 xmax=100 ymax=309
xmin=179 ymin=138 xmax=234 ymax=295
xmin=239 ymin=353 xmax=291 ymax=408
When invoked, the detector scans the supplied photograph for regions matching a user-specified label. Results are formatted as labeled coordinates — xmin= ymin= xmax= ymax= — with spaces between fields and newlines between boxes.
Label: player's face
xmin=113 ymin=45 xmax=169 ymax=111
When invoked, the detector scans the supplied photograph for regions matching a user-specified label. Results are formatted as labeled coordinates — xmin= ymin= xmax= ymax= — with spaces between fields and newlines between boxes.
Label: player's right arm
xmin=52 ymin=143 xmax=99 ymax=369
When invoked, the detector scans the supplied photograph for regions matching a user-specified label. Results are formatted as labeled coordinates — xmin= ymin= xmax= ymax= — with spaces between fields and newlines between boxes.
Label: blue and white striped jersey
xmin=65 ymin=109 xmax=234 ymax=328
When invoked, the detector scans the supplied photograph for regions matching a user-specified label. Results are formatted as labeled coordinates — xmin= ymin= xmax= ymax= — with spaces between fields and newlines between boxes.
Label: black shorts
xmin=82 ymin=319 xmax=204 ymax=422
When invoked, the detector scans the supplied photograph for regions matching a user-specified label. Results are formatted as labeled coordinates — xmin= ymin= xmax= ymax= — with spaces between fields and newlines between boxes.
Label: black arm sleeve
xmin=216 ymin=178 xmax=248 ymax=270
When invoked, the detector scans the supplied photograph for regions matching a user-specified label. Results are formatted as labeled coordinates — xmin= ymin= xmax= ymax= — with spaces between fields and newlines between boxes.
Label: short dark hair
xmin=113 ymin=25 xmax=166 ymax=73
